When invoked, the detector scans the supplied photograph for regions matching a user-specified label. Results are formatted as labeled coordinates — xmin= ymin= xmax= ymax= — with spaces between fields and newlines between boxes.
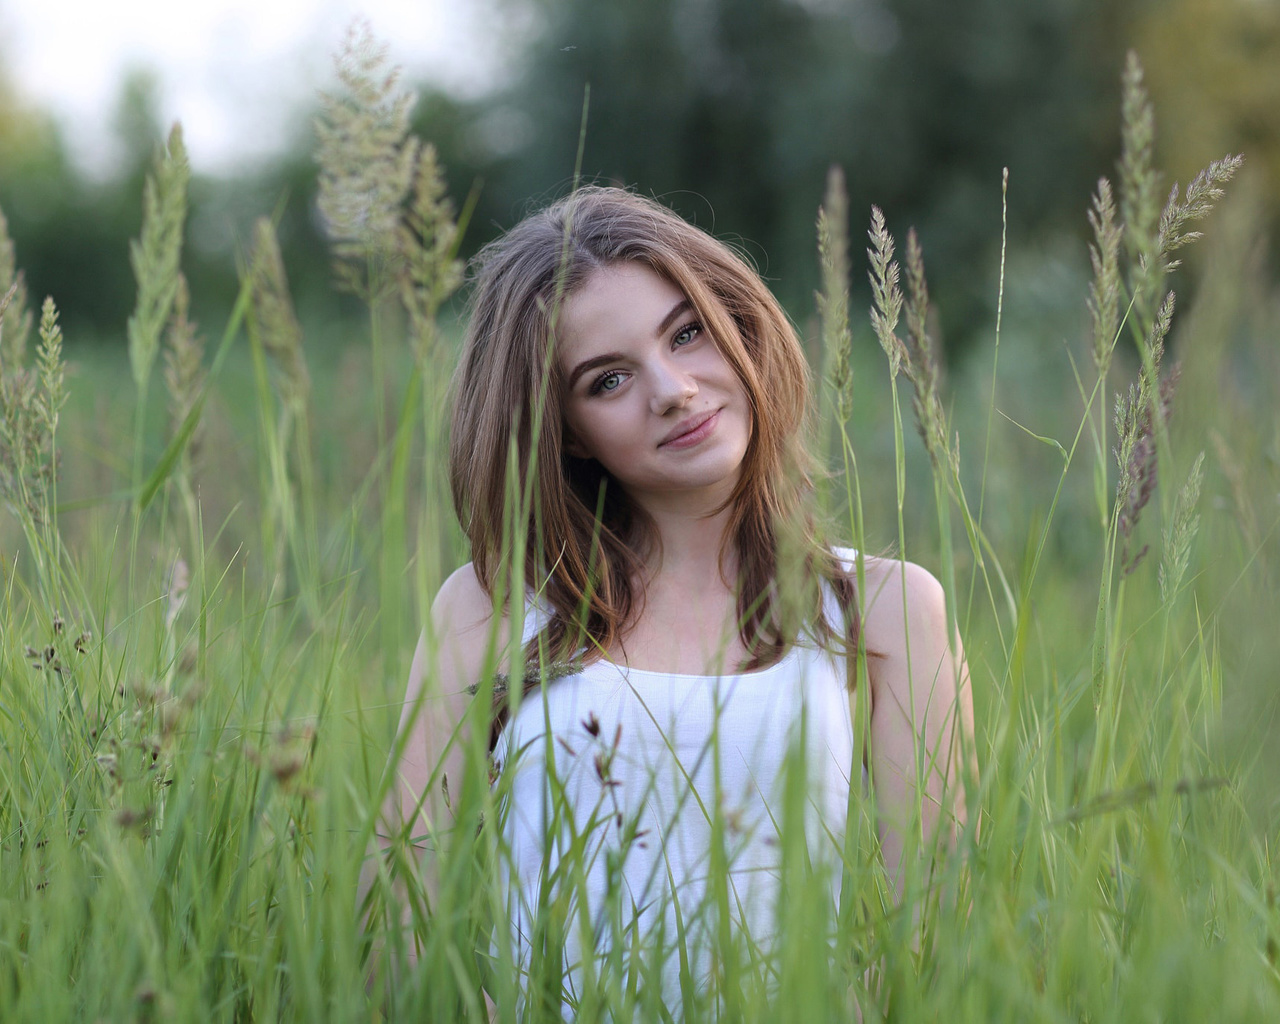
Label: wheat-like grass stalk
xmin=0 ymin=205 xmax=33 ymax=371
xmin=248 ymin=218 xmax=310 ymax=415
xmin=1118 ymin=51 xmax=1161 ymax=332
xmin=1086 ymin=53 xmax=1239 ymax=726
xmin=1158 ymin=450 xmax=1204 ymax=604
xmin=162 ymin=273 xmax=205 ymax=474
xmin=866 ymin=208 xmax=956 ymax=478
xmin=36 ymin=298 xmax=66 ymax=447
xmin=128 ymin=125 xmax=189 ymax=395
xmin=1112 ymin=296 xmax=1178 ymax=578
xmin=866 ymin=206 xmax=908 ymax=381
xmin=1157 ymin=155 xmax=1244 ymax=268
xmin=0 ymin=357 xmax=40 ymax=522
xmin=398 ymin=143 xmax=464 ymax=367
xmin=1087 ymin=176 xmax=1123 ymax=379
xmin=245 ymin=216 xmax=319 ymax=607
xmin=903 ymin=229 xmax=952 ymax=475
xmin=161 ymin=271 xmax=205 ymax=553
xmin=0 ymin=292 xmax=65 ymax=550
xmin=817 ymin=167 xmax=853 ymax=423
xmin=125 ymin=122 xmax=189 ymax=521
xmin=315 ymin=19 xmax=419 ymax=301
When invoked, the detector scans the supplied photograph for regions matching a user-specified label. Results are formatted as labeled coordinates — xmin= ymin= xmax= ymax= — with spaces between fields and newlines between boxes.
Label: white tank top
xmin=493 ymin=550 xmax=859 ymax=1014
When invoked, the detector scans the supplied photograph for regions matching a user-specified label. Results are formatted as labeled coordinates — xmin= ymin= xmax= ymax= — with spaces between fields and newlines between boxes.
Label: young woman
xmin=387 ymin=186 xmax=974 ymax=1010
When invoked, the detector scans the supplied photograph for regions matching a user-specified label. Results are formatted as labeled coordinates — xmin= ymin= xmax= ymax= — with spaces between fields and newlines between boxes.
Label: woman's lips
xmin=659 ymin=409 xmax=719 ymax=450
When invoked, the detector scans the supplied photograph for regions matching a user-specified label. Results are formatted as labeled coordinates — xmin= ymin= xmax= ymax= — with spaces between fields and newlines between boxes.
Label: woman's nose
xmin=650 ymin=361 xmax=698 ymax=414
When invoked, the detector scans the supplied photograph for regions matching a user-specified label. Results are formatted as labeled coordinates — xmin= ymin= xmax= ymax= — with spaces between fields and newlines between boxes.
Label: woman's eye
xmin=673 ymin=322 xmax=702 ymax=347
xmin=591 ymin=371 xmax=624 ymax=395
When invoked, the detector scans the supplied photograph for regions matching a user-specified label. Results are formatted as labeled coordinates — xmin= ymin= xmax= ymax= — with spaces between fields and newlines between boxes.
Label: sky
xmin=0 ymin=0 xmax=497 ymax=177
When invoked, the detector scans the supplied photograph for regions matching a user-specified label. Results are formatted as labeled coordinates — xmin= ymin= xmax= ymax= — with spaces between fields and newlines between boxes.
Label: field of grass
xmin=2 ymin=39 xmax=1280 ymax=1021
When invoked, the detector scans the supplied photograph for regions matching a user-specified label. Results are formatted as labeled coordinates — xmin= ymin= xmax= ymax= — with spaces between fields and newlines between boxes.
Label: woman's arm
xmin=861 ymin=558 xmax=975 ymax=897
xmin=391 ymin=564 xmax=502 ymax=842
xmin=363 ymin=563 xmax=506 ymax=958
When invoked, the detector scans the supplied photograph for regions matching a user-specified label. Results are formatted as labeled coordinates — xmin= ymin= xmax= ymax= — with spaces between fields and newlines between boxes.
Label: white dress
xmin=492 ymin=552 xmax=860 ymax=1014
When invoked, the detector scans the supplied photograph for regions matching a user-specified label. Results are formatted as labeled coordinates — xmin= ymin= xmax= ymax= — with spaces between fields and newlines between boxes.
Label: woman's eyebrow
xmin=655 ymin=299 xmax=692 ymax=337
xmin=567 ymin=352 xmax=624 ymax=390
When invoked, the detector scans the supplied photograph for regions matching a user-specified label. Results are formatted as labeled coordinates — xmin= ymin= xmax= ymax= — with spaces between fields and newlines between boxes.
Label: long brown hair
xmin=449 ymin=187 xmax=857 ymax=710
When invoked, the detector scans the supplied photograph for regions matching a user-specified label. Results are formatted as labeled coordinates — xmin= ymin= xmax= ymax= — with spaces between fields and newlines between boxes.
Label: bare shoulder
xmin=416 ymin=562 xmax=512 ymax=701
xmin=431 ymin=561 xmax=498 ymax=635
xmin=858 ymin=556 xmax=948 ymax=659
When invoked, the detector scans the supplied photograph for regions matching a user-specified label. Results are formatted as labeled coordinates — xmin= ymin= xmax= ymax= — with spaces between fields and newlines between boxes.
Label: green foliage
xmin=1137 ymin=0 xmax=1280 ymax=232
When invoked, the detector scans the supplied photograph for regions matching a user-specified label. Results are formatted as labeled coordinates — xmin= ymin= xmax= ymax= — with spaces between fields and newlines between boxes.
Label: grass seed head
xmin=1115 ymin=354 xmax=1181 ymax=577
xmin=163 ymin=273 xmax=205 ymax=465
xmin=817 ymin=167 xmax=853 ymax=420
xmin=398 ymin=142 xmax=464 ymax=365
xmin=36 ymin=297 xmax=66 ymax=440
xmin=0 ymin=298 xmax=63 ymax=525
xmin=1158 ymin=154 xmax=1244 ymax=268
xmin=128 ymin=124 xmax=190 ymax=393
xmin=0 ymin=206 xmax=33 ymax=369
xmin=95 ymin=752 xmax=119 ymax=780
xmin=1119 ymin=51 xmax=1160 ymax=280
xmin=1160 ymin=451 xmax=1205 ymax=604
xmin=1087 ymin=176 xmax=1122 ymax=377
xmin=867 ymin=206 xmax=908 ymax=379
xmin=315 ymin=19 xmax=419 ymax=298
xmin=113 ymin=805 xmax=154 ymax=832
xmin=903 ymin=228 xmax=952 ymax=474
xmin=1140 ymin=290 xmax=1176 ymax=378
xmin=248 ymin=218 xmax=310 ymax=411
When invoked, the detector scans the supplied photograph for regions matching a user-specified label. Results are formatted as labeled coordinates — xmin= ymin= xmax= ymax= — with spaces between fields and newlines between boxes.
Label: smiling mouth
xmin=659 ymin=409 xmax=720 ymax=449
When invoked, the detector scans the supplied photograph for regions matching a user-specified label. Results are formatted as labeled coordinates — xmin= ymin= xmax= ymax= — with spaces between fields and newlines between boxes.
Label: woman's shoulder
xmin=855 ymin=556 xmax=949 ymax=658
xmin=422 ymin=562 xmax=514 ymax=700
xmin=431 ymin=561 xmax=544 ymax=670
xmin=828 ymin=548 xmax=943 ymax=604
xmin=432 ymin=561 xmax=496 ymax=628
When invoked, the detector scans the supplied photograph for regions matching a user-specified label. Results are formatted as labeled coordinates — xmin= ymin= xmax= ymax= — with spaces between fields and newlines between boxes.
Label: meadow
xmin=2 ymin=32 xmax=1279 ymax=1021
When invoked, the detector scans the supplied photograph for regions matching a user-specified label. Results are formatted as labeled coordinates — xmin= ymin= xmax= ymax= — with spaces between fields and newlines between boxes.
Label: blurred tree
xmin=0 ymin=66 xmax=60 ymax=178
xmin=0 ymin=72 xmax=163 ymax=340
xmin=4 ymin=1 xmax=1277 ymax=352
xmin=479 ymin=0 xmax=1132 ymax=349
xmin=0 ymin=63 xmax=77 ymax=318
xmin=1136 ymin=0 xmax=1280 ymax=241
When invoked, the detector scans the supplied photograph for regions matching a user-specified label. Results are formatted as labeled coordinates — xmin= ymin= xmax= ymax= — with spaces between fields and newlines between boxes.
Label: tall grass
xmin=1 ymin=35 xmax=1278 ymax=1021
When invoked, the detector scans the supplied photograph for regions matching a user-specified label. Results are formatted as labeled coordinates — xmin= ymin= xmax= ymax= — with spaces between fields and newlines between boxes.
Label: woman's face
xmin=557 ymin=262 xmax=752 ymax=512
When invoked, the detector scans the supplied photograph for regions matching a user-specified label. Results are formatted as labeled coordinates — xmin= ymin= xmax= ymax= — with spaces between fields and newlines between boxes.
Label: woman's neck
xmin=642 ymin=499 xmax=737 ymax=590
xmin=609 ymin=498 xmax=747 ymax=674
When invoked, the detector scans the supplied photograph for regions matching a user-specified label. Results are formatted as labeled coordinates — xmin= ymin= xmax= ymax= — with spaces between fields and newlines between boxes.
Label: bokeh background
xmin=2 ymin=0 xmax=1278 ymax=351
